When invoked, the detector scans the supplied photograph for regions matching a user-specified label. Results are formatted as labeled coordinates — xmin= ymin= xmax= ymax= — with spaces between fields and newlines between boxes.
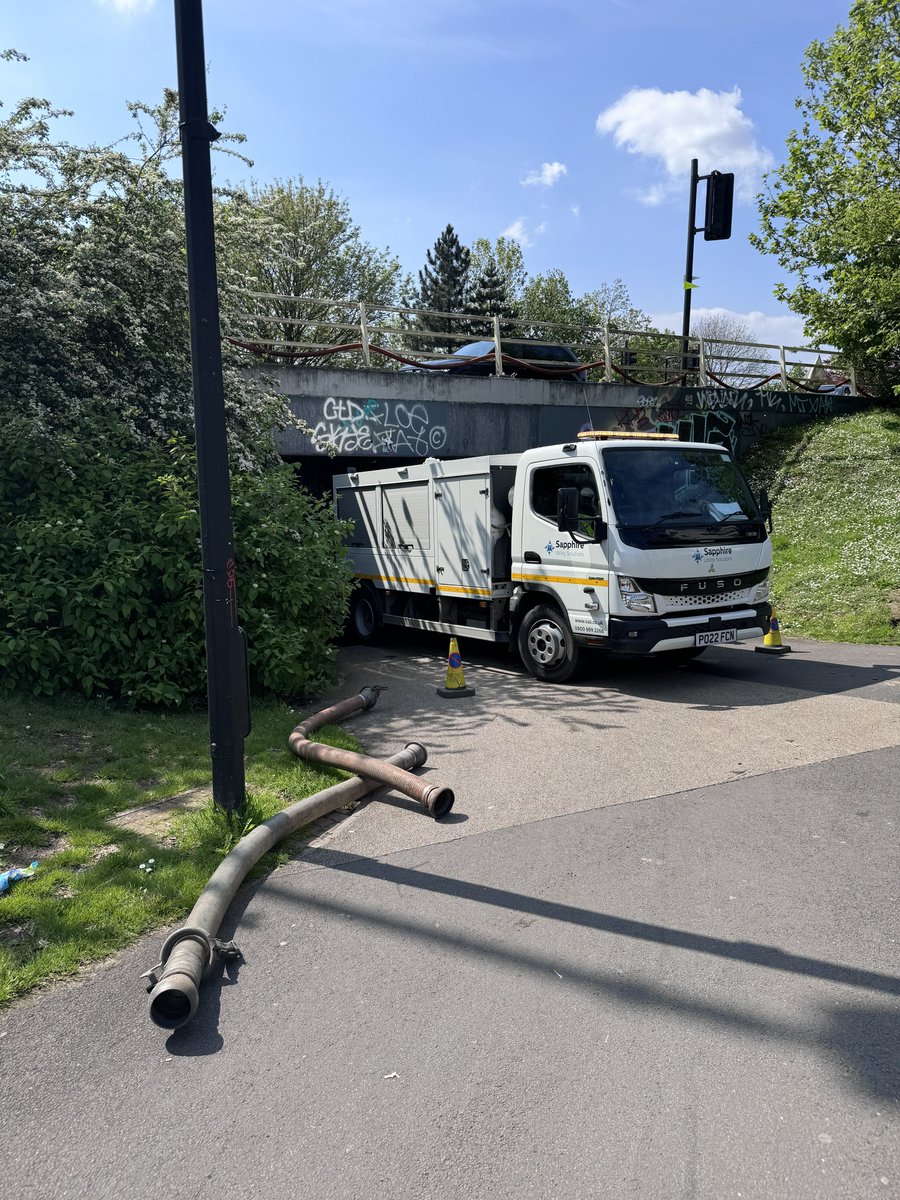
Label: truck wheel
xmin=348 ymin=586 xmax=382 ymax=644
xmin=517 ymin=604 xmax=580 ymax=683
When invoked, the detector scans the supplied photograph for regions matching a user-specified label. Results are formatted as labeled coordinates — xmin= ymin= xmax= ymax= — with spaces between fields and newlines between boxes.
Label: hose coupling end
xmin=359 ymin=686 xmax=383 ymax=710
xmin=421 ymin=784 xmax=455 ymax=821
xmin=403 ymin=741 xmax=428 ymax=767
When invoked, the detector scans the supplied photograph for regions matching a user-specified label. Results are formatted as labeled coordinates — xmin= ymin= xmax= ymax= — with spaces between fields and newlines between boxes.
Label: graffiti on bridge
xmin=689 ymin=389 xmax=836 ymax=415
xmin=615 ymin=404 xmax=763 ymax=455
xmin=312 ymin=397 xmax=448 ymax=456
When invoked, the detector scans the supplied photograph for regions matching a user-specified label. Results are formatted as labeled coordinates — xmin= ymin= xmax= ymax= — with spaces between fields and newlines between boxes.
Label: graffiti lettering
xmin=313 ymin=397 xmax=448 ymax=456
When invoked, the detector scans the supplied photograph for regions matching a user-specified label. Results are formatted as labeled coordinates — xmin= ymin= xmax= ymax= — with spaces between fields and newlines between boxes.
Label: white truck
xmin=333 ymin=431 xmax=774 ymax=682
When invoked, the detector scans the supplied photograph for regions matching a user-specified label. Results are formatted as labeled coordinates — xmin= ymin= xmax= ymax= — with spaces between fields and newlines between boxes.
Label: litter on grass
xmin=0 ymin=861 xmax=39 ymax=896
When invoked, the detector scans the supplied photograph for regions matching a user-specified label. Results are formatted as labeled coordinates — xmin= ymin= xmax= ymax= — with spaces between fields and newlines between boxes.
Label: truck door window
xmin=531 ymin=464 xmax=600 ymax=532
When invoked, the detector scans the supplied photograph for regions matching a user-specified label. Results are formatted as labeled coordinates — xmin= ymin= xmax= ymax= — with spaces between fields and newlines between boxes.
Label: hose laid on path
xmin=147 ymin=687 xmax=452 ymax=1030
xmin=288 ymin=686 xmax=454 ymax=820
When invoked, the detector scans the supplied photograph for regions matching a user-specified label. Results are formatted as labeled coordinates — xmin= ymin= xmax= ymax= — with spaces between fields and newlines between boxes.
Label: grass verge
xmin=744 ymin=407 xmax=900 ymax=644
xmin=0 ymin=693 xmax=360 ymax=1006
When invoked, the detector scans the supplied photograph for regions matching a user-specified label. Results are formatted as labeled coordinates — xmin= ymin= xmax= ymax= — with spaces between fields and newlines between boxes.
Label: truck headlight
xmin=754 ymin=574 xmax=770 ymax=602
xmin=617 ymin=576 xmax=656 ymax=613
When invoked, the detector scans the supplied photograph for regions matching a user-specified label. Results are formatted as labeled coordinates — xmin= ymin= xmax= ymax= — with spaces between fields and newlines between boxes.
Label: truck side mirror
xmin=557 ymin=487 xmax=607 ymax=541
xmin=557 ymin=487 xmax=579 ymax=531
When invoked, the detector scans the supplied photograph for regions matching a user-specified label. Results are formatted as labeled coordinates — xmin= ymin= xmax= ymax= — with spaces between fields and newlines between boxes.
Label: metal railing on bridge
xmin=224 ymin=293 xmax=862 ymax=395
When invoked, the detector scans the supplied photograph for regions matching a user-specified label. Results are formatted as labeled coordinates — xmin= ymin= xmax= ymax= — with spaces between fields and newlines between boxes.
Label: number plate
xmin=696 ymin=628 xmax=738 ymax=647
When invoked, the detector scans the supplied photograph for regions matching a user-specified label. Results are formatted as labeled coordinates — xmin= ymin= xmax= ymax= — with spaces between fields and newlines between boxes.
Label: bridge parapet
xmin=264 ymin=365 xmax=864 ymax=463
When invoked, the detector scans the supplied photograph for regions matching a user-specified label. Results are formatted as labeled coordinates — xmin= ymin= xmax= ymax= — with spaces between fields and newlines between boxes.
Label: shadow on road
xmin=263 ymin=856 xmax=900 ymax=1104
xmin=164 ymin=845 xmax=900 ymax=1105
xmin=333 ymin=631 xmax=900 ymax=728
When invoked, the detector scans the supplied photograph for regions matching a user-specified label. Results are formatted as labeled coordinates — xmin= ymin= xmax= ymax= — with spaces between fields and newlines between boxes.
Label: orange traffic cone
xmin=437 ymin=637 xmax=476 ymax=698
xmin=755 ymin=610 xmax=792 ymax=654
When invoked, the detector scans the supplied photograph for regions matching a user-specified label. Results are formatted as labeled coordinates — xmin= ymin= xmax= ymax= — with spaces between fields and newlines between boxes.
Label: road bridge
xmin=259 ymin=365 xmax=864 ymax=491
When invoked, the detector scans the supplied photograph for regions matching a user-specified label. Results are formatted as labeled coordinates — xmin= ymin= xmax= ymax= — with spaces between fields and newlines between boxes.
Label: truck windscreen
xmin=602 ymin=446 xmax=764 ymax=548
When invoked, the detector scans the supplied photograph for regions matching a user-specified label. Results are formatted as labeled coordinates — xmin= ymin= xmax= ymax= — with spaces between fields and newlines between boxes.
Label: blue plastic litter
xmin=0 ymin=861 xmax=39 ymax=896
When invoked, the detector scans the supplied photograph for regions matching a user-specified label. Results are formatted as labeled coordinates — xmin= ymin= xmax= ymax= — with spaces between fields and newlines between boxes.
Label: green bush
xmin=0 ymin=420 xmax=353 ymax=704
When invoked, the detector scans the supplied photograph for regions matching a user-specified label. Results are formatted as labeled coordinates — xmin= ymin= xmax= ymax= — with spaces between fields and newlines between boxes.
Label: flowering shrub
xmin=0 ymin=423 xmax=352 ymax=704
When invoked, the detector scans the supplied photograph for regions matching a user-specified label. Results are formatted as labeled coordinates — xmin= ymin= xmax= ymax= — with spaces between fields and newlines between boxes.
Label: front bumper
xmin=604 ymin=603 xmax=772 ymax=654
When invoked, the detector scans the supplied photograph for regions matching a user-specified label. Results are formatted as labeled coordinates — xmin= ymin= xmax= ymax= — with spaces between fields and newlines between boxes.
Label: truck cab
xmin=509 ymin=432 xmax=772 ymax=680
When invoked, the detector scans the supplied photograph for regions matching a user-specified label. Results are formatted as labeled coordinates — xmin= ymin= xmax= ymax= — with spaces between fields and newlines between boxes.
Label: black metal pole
xmin=682 ymin=157 xmax=699 ymax=376
xmin=174 ymin=0 xmax=249 ymax=812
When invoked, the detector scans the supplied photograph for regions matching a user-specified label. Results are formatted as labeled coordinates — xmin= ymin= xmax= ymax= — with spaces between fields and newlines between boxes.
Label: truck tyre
xmin=517 ymin=604 xmax=580 ymax=683
xmin=348 ymin=585 xmax=382 ymax=644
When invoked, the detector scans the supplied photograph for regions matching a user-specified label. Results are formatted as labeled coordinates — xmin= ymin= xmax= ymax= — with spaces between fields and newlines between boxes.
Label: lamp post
xmin=174 ymin=0 xmax=250 ymax=812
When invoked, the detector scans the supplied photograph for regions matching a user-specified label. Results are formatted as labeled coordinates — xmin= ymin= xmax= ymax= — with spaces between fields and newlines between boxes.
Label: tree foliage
xmin=227 ymin=178 xmax=404 ymax=360
xmin=409 ymin=223 xmax=471 ymax=352
xmin=752 ymin=0 xmax=900 ymax=395
xmin=466 ymin=258 xmax=514 ymax=335
xmin=0 ymin=63 xmax=352 ymax=704
xmin=468 ymin=236 xmax=527 ymax=308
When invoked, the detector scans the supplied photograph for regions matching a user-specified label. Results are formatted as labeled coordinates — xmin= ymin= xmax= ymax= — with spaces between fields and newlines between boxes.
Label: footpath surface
xmin=2 ymin=638 xmax=899 ymax=1199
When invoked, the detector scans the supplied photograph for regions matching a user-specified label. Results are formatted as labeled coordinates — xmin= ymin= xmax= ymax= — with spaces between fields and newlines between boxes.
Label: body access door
xmin=434 ymin=473 xmax=494 ymax=602
xmin=515 ymin=457 xmax=609 ymax=638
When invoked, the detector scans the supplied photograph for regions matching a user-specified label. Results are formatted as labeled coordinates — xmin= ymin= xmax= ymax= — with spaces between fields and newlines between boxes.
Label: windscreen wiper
xmin=707 ymin=512 xmax=751 ymax=526
xmin=643 ymin=510 xmax=705 ymax=527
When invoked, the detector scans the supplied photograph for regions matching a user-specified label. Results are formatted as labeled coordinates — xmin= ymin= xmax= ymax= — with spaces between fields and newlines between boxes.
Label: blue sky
xmin=5 ymin=0 xmax=854 ymax=347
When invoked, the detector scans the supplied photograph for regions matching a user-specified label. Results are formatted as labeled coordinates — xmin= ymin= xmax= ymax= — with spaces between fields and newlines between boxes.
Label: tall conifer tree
xmin=411 ymin=224 xmax=471 ymax=352
xmin=467 ymin=258 xmax=514 ymax=336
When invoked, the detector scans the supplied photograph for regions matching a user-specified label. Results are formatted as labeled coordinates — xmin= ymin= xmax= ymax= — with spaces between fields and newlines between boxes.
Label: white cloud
xmin=649 ymin=307 xmax=808 ymax=348
xmin=521 ymin=161 xmax=567 ymax=188
xmin=501 ymin=218 xmax=532 ymax=247
xmin=95 ymin=0 xmax=156 ymax=10
xmin=570 ymin=203 xmax=581 ymax=218
xmin=596 ymin=87 xmax=772 ymax=204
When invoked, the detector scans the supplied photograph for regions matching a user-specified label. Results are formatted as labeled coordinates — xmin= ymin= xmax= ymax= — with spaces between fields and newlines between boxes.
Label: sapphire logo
xmin=692 ymin=550 xmax=703 ymax=563
xmin=546 ymin=541 xmax=554 ymax=554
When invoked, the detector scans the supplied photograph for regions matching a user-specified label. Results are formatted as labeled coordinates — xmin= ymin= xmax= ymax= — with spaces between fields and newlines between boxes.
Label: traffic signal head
xmin=704 ymin=171 xmax=734 ymax=241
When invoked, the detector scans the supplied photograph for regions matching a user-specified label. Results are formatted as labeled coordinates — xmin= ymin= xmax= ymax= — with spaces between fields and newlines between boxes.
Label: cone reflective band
xmin=438 ymin=637 xmax=475 ymax=697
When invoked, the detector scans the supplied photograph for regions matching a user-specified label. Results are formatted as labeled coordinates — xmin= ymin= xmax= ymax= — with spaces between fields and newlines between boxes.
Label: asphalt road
xmin=2 ymin=637 xmax=899 ymax=1199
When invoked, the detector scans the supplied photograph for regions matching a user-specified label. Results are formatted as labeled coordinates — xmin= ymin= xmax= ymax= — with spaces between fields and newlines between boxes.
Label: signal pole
xmin=682 ymin=158 xmax=700 ymax=372
xmin=681 ymin=160 xmax=734 ymax=376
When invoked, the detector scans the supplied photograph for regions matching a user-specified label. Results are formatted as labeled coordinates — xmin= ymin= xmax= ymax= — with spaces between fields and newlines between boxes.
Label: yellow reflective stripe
xmin=512 ymin=573 xmax=609 ymax=586
xmin=436 ymin=584 xmax=492 ymax=597
xmin=357 ymin=572 xmax=434 ymax=588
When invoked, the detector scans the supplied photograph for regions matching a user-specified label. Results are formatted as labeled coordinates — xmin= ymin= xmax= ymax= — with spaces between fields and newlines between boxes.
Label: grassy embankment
xmin=745 ymin=407 xmax=900 ymax=645
xmin=0 ymin=695 xmax=360 ymax=1006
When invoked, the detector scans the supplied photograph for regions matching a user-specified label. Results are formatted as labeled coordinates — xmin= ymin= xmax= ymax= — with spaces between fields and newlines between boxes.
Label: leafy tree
xmin=0 ymin=61 xmax=352 ymax=703
xmin=518 ymin=271 xmax=652 ymax=379
xmin=468 ymin=236 xmax=527 ymax=306
xmin=226 ymin=178 xmax=404 ymax=363
xmin=409 ymin=223 xmax=471 ymax=353
xmin=752 ymin=0 xmax=900 ymax=395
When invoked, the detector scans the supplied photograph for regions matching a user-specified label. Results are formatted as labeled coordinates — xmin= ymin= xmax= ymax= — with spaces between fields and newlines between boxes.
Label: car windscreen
xmin=602 ymin=446 xmax=761 ymax=530
xmin=504 ymin=342 xmax=579 ymax=363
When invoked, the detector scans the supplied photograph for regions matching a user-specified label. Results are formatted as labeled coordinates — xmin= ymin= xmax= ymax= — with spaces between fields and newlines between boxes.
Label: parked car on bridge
xmin=402 ymin=338 xmax=588 ymax=381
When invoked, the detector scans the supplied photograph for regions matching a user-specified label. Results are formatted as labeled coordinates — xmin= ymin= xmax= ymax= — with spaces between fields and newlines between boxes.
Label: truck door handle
xmin=524 ymin=551 xmax=542 ymax=564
